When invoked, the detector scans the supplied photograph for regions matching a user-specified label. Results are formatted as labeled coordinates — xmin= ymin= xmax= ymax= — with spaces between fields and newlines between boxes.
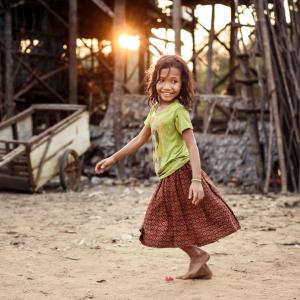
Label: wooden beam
xmin=14 ymin=65 xmax=68 ymax=100
xmin=0 ymin=43 xmax=66 ymax=102
xmin=238 ymin=53 xmax=264 ymax=190
xmin=0 ymin=145 xmax=25 ymax=168
xmin=90 ymin=0 xmax=115 ymax=18
xmin=191 ymin=6 xmax=197 ymax=82
xmin=69 ymin=0 xmax=78 ymax=104
xmin=4 ymin=2 xmax=13 ymax=118
xmin=111 ymin=0 xmax=126 ymax=179
xmin=173 ymin=0 xmax=181 ymax=55
xmin=255 ymin=0 xmax=288 ymax=193
xmin=36 ymin=0 xmax=69 ymax=28
xmin=204 ymin=4 xmax=215 ymax=94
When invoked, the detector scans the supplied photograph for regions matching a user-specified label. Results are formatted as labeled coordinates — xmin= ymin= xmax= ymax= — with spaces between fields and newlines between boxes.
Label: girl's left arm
xmin=182 ymin=129 xmax=204 ymax=205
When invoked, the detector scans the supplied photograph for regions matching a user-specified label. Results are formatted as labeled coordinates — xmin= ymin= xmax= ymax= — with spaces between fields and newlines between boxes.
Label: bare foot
xmin=192 ymin=263 xmax=213 ymax=279
xmin=177 ymin=251 xmax=210 ymax=280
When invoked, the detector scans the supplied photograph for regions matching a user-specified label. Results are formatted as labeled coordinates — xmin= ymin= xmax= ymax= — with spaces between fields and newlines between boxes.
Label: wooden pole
xmin=205 ymin=4 xmax=215 ymax=93
xmin=255 ymin=0 xmax=288 ymax=193
xmin=69 ymin=0 xmax=78 ymax=104
xmin=111 ymin=0 xmax=126 ymax=179
xmin=139 ymin=33 xmax=145 ymax=93
xmin=191 ymin=7 xmax=197 ymax=83
xmin=238 ymin=54 xmax=265 ymax=190
xmin=4 ymin=2 xmax=13 ymax=118
xmin=203 ymin=4 xmax=215 ymax=133
xmin=0 ymin=49 xmax=2 ymax=118
xmin=173 ymin=0 xmax=181 ymax=55
xmin=227 ymin=1 xmax=237 ymax=95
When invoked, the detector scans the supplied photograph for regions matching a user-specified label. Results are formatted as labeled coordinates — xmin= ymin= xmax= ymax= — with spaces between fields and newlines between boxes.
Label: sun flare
xmin=118 ymin=34 xmax=140 ymax=51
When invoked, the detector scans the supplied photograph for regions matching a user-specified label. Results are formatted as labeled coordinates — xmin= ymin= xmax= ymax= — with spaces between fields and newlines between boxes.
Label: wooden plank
xmin=0 ymin=174 xmax=31 ymax=192
xmin=0 ymin=127 xmax=13 ymax=149
xmin=17 ymin=116 xmax=32 ymax=141
xmin=31 ymin=104 xmax=86 ymax=112
xmin=29 ymin=110 xmax=84 ymax=147
xmin=0 ymin=145 xmax=26 ymax=167
xmin=30 ymin=111 xmax=90 ymax=170
xmin=0 ymin=106 xmax=33 ymax=131
xmin=31 ymin=113 xmax=90 ymax=190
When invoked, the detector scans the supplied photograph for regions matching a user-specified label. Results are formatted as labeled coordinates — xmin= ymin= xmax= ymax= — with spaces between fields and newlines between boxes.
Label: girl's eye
xmin=172 ymin=80 xmax=177 ymax=84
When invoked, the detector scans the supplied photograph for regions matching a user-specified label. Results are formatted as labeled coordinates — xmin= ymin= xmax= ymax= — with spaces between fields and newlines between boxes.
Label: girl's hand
xmin=95 ymin=156 xmax=116 ymax=174
xmin=188 ymin=181 xmax=204 ymax=205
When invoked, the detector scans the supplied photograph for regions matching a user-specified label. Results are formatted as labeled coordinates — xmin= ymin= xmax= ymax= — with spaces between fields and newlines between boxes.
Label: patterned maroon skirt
xmin=139 ymin=163 xmax=240 ymax=248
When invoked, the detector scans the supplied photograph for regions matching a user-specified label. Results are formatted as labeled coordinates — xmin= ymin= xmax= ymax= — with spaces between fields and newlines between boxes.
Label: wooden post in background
xmin=69 ymin=0 xmax=78 ymax=104
xmin=204 ymin=4 xmax=215 ymax=94
xmin=111 ymin=0 xmax=126 ymax=179
xmin=238 ymin=54 xmax=265 ymax=190
xmin=191 ymin=6 xmax=197 ymax=83
xmin=256 ymin=0 xmax=288 ymax=193
xmin=173 ymin=0 xmax=181 ymax=55
xmin=227 ymin=1 xmax=237 ymax=95
xmin=203 ymin=4 xmax=215 ymax=133
xmin=4 ymin=1 xmax=13 ymax=118
xmin=139 ymin=32 xmax=146 ymax=93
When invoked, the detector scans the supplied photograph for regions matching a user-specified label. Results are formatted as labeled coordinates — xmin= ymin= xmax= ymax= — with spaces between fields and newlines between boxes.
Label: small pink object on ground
xmin=165 ymin=275 xmax=174 ymax=282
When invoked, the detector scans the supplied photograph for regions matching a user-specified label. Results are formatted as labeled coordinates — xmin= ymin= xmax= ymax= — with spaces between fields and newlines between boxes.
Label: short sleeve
xmin=175 ymin=106 xmax=193 ymax=134
xmin=144 ymin=107 xmax=152 ymax=128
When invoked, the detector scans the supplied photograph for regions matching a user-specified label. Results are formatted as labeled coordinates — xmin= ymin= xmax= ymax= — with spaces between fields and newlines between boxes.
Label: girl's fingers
xmin=95 ymin=162 xmax=105 ymax=174
xmin=193 ymin=193 xmax=199 ymax=205
xmin=188 ymin=186 xmax=193 ymax=199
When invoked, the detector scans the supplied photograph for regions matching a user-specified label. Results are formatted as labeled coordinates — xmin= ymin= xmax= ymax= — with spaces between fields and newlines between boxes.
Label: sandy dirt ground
xmin=0 ymin=180 xmax=299 ymax=300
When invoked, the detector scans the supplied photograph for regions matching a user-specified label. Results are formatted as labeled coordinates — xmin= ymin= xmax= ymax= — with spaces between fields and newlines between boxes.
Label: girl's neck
xmin=157 ymin=98 xmax=177 ymax=109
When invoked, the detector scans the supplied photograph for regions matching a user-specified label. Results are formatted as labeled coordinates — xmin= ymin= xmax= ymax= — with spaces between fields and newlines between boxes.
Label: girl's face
xmin=156 ymin=67 xmax=182 ymax=104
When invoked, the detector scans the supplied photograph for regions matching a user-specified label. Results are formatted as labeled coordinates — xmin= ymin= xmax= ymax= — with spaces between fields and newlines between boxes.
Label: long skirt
xmin=139 ymin=163 xmax=240 ymax=248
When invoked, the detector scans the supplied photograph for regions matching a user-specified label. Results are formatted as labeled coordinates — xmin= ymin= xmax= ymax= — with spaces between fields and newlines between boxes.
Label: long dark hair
xmin=146 ymin=55 xmax=194 ymax=109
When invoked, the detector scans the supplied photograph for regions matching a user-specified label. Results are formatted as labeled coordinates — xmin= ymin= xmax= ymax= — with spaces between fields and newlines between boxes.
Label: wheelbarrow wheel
xmin=59 ymin=149 xmax=81 ymax=191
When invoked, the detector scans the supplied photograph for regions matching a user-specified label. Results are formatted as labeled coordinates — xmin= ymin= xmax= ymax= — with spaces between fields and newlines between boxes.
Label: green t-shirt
xmin=144 ymin=99 xmax=193 ymax=179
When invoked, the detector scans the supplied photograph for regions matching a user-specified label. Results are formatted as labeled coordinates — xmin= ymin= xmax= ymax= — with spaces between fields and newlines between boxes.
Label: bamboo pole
xmin=255 ymin=0 xmax=288 ymax=193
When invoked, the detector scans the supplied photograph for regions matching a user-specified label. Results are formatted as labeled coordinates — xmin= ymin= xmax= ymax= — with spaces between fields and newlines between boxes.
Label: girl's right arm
xmin=95 ymin=126 xmax=151 ymax=174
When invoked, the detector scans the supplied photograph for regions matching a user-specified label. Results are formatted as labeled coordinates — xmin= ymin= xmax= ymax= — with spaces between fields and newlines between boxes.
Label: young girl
xmin=95 ymin=55 xmax=240 ymax=280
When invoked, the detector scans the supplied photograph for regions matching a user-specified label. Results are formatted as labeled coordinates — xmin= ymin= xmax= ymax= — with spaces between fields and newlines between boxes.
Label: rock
xmin=91 ymin=176 xmax=102 ymax=185
xmin=102 ymin=178 xmax=115 ymax=185
xmin=121 ymin=234 xmax=133 ymax=241
xmin=149 ymin=176 xmax=159 ymax=184
xmin=80 ymin=176 xmax=89 ymax=184
xmin=283 ymin=199 xmax=300 ymax=208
